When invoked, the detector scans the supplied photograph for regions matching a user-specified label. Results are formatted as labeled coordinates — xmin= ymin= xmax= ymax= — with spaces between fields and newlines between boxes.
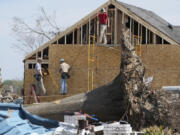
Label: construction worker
xmin=34 ymin=58 xmax=47 ymax=96
xmin=59 ymin=58 xmax=71 ymax=95
xmin=98 ymin=8 xmax=109 ymax=44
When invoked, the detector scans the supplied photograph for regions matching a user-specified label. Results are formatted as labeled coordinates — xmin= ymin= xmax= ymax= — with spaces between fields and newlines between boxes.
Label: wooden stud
xmin=162 ymin=39 xmax=164 ymax=44
xmin=81 ymin=25 xmax=83 ymax=45
xmin=132 ymin=19 xmax=134 ymax=45
xmin=114 ymin=8 xmax=118 ymax=44
xmin=77 ymin=27 xmax=80 ymax=44
xmin=41 ymin=50 xmax=43 ymax=58
xmin=130 ymin=17 xmax=132 ymax=43
xmin=146 ymin=28 xmax=148 ymax=44
xmin=97 ymin=16 xmax=99 ymax=43
xmin=148 ymin=30 xmax=151 ymax=44
xmin=36 ymin=53 xmax=38 ymax=60
xmin=122 ymin=12 xmax=124 ymax=24
xmin=73 ymin=30 xmax=74 ymax=45
xmin=89 ymin=19 xmax=91 ymax=35
xmin=86 ymin=23 xmax=89 ymax=44
xmin=65 ymin=35 xmax=67 ymax=44
xmin=138 ymin=23 xmax=140 ymax=45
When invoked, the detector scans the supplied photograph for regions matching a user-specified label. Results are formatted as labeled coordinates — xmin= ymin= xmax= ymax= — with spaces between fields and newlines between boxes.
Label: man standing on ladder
xmin=98 ymin=8 xmax=108 ymax=44
xmin=59 ymin=58 xmax=71 ymax=95
xmin=34 ymin=58 xmax=47 ymax=96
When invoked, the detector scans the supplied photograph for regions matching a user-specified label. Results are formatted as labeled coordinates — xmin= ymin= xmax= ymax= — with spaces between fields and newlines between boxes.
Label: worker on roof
xmin=59 ymin=58 xmax=71 ymax=95
xmin=34 ymin=58 xmax=47 ymax=96
xmin=98 ymin=8 xmax=109 ymax=44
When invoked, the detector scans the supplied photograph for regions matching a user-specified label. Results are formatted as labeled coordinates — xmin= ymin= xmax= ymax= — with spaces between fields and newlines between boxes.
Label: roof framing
xmin=25 ymin=0 xmax=179 ymax=60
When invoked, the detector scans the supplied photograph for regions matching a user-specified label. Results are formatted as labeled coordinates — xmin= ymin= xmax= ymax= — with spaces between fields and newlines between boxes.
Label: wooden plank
xmin=25 ymin=60 xmax=49 ymax=64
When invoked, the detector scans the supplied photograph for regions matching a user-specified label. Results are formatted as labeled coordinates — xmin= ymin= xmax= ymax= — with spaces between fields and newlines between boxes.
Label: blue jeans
xmin=61 ymin=79 xmax=67 ymax=94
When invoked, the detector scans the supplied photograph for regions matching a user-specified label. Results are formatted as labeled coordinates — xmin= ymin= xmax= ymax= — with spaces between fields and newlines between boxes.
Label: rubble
xmin=0 ymin=88 xmax=22 ymax=103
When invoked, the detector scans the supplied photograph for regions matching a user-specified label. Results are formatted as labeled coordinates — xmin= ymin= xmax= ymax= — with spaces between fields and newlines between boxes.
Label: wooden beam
xmin=25 ymin=60 xmax=49 ymax=64
xmin=114 ymin=8 xmax=118 ymax=44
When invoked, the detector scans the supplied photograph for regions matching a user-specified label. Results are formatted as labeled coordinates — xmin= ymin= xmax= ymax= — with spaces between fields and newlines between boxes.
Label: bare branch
xmin=11 ymin=8 xmax=63 ymax=54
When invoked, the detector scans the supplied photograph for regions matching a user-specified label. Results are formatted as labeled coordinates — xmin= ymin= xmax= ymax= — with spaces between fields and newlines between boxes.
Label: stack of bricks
xmin=64 ymin=114 xmax=86 ymax=126
xmin=103 ymin=122 xmax=132 ymax=135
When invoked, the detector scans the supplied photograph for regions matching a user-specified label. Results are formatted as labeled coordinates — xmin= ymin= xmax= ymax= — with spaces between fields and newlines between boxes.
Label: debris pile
xmin=0 ymin=89 xmax=22 ymax=103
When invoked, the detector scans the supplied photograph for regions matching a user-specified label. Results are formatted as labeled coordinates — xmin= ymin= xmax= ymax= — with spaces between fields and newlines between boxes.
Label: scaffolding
xmin=88 ymin=34 xmax=96 ymax=91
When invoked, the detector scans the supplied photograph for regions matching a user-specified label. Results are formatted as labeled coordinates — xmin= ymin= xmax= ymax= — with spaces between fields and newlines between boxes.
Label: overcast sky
xmin=0 ymin=0 xmax=180 ymax=81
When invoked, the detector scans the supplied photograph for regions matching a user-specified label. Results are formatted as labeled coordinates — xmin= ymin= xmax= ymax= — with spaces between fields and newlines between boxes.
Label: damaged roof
xmin=118 ymin=1 xmax=180 ymax=44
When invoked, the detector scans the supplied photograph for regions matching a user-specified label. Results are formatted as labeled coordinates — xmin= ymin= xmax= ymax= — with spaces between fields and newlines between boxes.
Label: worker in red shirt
xmin=98 ymin=8 xmax=108 ymax=44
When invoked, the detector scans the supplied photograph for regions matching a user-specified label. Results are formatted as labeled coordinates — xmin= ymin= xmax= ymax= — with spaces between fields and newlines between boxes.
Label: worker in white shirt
xmin=59 ymin=58 xmax=71 ymax=95
xmin=34 ymin=58 xmax=47 ymax=96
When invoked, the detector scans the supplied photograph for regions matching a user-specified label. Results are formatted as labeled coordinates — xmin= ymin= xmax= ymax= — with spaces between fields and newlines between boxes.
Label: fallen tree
xmin=25 ymin=28 xmax=180 ymax=132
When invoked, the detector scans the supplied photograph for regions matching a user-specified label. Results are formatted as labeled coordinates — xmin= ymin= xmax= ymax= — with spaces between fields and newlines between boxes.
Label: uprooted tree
xmin=25 ymin=27 xmax=180 ymax=132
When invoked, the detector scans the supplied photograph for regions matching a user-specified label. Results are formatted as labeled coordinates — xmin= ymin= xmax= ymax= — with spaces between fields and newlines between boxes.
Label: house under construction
xmin=23 ymin=0 xmax=180 ymax=103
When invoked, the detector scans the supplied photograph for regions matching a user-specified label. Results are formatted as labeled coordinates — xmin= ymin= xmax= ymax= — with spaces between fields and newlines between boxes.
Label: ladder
xmin=26 ymin=84 xmax=40 ymax=104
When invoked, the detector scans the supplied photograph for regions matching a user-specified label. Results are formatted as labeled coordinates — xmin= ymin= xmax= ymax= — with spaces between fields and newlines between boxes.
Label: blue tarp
xmin=0 ymin=103 xmax=59 ymax=135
